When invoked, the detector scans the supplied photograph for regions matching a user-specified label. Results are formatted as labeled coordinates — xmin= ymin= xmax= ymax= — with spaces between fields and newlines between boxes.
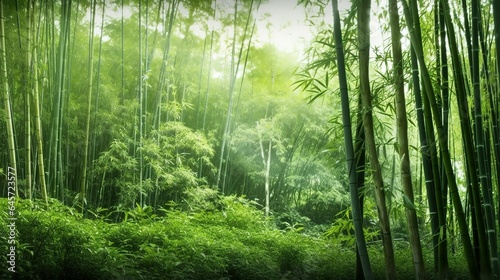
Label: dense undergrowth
xmin=0 ymin=191 xmax=469 ymax=279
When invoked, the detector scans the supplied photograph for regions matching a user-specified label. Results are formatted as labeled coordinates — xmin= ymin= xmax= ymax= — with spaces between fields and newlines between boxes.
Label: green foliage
xmin=324 ymin=199 xmax=380 ymax=246
xmin=0 ymin=197 xmax=471 ymax=279
xmin=297 ymin=189 xmax=349 ymax=224
xmin=90 ymin=121 xmax=215 ymax=208
xmin=142 ymin=122 xmax=215 ymax=196
xmin=179 ymin=186 xmax=222 ymax=212
xmin=0 ymin=198 xmax=124 ymax=279
xmin=275 ymin=207 xmax=311 ymax=233
xmin=91 ymin=137 xmax=138 ymax=207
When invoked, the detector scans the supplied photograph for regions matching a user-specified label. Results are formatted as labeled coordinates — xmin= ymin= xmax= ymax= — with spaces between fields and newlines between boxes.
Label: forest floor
xmin=0 ymin=197 xmax=470 ymax=279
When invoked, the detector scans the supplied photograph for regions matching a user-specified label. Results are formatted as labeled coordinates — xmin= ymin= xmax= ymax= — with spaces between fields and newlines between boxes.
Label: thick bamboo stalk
xmin=331 ymin=0 xmax=373 ymax=278
xmin=388 ymin=0 xmax=425 ymax=277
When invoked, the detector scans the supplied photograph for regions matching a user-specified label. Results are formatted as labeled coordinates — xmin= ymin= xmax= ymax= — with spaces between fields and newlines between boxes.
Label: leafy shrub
xmin=298 ymin=189 xmax=349 ymax=224
xmin=0 ymin=198 xmax=471 ymax=279
xmin=276 ymin=234 xmax=307 ymax=278
xmin=4 ymin=199 xmax=115 ymax=279
xmin=107 ymin=223 xmax=144 ymax=252
xmin=180 ymin=186 xmax=223 ymax=213
xmin=275 ymin=207 xmax=311 ymax=232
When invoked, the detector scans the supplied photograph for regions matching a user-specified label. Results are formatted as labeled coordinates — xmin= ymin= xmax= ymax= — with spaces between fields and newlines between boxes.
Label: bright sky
xmin=91 ymin=0 xmax=388 ymax=60
xmin=253 ymin=1 xmax=322 ymax=54
xmin=252 ymin=0 xmax=384 ymax=55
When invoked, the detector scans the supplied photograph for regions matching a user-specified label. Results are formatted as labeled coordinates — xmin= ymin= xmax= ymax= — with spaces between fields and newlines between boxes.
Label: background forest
xmin=0 ymin=0 xmax=499 ymax=279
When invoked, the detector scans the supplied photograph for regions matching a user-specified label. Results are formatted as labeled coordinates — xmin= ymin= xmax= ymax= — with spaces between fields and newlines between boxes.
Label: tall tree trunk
xmin=62 ymin=0 xmax=80 ymax=202
xmin=331 ymin=0 xmax=373 ymax=278
xmin=93 ymin=1 xmax=105 ymax=207
xmin=121 ymin=0 xmax=124 ymax=105
xmin=411 ymin=45 xmax=445 ymax=276
xmin=0 ymin=0 xmax=17 ymax=195
xmin=81 ymin=0 xmax=96 ymax=212
xmin=201 ymin=30 xmax=214 ymax=136
xmin=195 ymin=36 xmax=208 ymax=131
xmin=201 ymin=0 xmax=216 ymax=135
xmin=31 ymin=1 xmax=48 ymax=204
xmin=388 ymin=0 xmax=425 ymax=277
xmin=25 ymin=0 xmax=33 ymax=200
xmin=354 ymin=91 xmax=366 ymax=280
xmin=437 ymin=1 xmax=449 ymax=251
xmin=454 ymin=0 xmax=491 ymax=274
xmin=49 ymin=0 xmax=71 ymax=198
xmin=138 ymin=0 xmax=144 ymax=207
xmin=412 ymin=0 xmax=449 ymax=275
xmin=199 ymin=1 xmax=217 ymax=180
xmin=358 ymin=0 xmax=396 ymax=278
xmin=491 ymin=0 xmax=500 ymax=231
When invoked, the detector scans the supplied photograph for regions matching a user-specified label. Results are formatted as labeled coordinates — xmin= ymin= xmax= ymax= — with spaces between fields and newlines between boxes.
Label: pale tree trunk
xmin=0 ymin=0 xmax=18 ymax=195
xmin=25 ymin=0 xmax=32 ymax=200
xmin=48 ymin=0 xmax=71 ymax=198
xmin=138 ymin=0 xmax=144 ymax=207
xmin=93 ymin=1 xmax=105 ymax=207
xmin=31 ymin=1 xmax=48 ymax=204
xmin=121 ymin=0 xmax=124 ymax=105
xmin=257 ymin=121 xmax=271 ymax=216
xmin=81 ymin=0 xmax=96 ymax=212
xmin=198 ymin=1 xmax=216 ymax=181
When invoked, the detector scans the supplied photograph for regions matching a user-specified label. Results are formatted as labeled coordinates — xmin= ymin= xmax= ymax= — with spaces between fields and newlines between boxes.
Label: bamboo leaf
xmin=403 ymin=194 xmax=416 ymax=211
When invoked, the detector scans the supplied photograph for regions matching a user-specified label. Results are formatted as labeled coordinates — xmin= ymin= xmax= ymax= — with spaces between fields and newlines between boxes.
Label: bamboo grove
xmin=296 ymin=0 xmax=500 ymax=278
xmin=1 ymin=0 xmax=500 ymax=279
